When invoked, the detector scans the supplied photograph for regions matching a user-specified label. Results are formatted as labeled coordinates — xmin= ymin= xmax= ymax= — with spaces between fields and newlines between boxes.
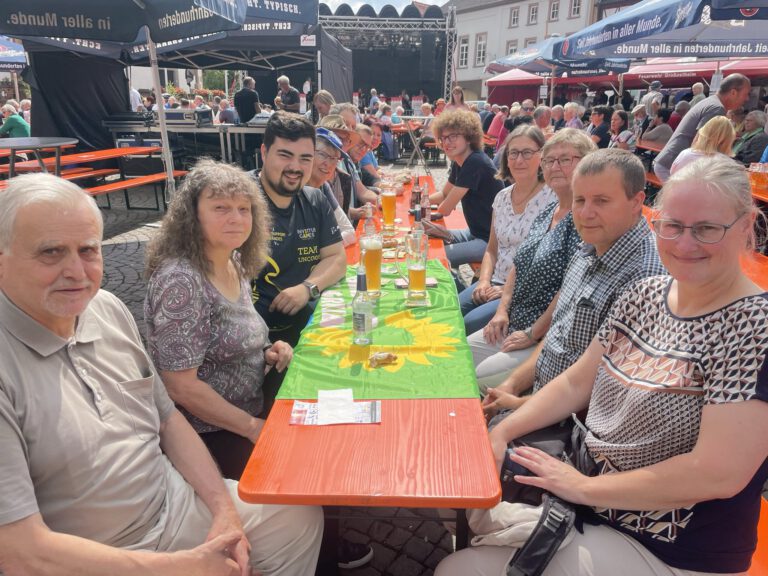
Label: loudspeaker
xmin=420 ymin=32 xmax=436 ymax=81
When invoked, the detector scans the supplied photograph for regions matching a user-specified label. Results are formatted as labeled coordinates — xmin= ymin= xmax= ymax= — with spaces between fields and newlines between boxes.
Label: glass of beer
xmin=360 ymin=234 xmax=383 ymax=297
xmin=405 ymin=232 xmax=428 ymax=301
xmin=381 ymin=188 xmax=397 ymax=236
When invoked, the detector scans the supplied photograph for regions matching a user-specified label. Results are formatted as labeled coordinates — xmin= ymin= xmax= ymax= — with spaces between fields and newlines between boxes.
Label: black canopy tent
xmin=20 ymin=0 xmax=351 ymax=150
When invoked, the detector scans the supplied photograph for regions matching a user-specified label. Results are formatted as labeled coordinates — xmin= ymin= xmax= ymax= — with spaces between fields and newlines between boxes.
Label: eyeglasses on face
xmin=439 ymin=133 xmax=463 ymax=144
xmin=315 ymin=149 xmax=341 ymax=164
xmin=651 ymin=214 xmax=744 ymax=244
xmin=507 ymin=148 xmax=541 ymax=160
xmin=522 ymin=106 xmax=535 ymax=112
xmin=541 ymin=155 xmax=581 ymax=169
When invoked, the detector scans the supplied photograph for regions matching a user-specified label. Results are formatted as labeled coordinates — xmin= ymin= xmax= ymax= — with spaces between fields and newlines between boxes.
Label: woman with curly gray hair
xmin=144 ymin=159 xmax=293 ymax=479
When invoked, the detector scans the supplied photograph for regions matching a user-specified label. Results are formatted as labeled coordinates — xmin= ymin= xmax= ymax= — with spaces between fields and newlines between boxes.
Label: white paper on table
xmin=317 ymin=388 xmax=355 ymax=425
xmin=289 ymin=399 xmax=382 ymax=426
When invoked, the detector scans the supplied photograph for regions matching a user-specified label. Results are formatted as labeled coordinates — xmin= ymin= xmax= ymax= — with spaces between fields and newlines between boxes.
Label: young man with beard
xmin=251 ymin=113 xmax=347 ymax=348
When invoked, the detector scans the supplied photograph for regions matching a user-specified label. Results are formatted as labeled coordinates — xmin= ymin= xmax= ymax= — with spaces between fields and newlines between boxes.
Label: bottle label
xmin=353 ymin=312 xmax=369 ymax=334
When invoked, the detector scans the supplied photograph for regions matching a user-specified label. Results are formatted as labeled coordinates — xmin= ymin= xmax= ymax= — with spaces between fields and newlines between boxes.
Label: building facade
xmin=444 ymin=0 xmax=597 ymax=99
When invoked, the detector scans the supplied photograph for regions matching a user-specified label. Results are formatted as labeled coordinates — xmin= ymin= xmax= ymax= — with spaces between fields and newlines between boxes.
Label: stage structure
xmin=319 ymin=4 xmax=456 ymax=101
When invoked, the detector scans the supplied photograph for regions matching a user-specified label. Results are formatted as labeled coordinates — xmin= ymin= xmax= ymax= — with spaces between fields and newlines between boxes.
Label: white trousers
xmin=468 ymin=329 xmax=536 ymax=393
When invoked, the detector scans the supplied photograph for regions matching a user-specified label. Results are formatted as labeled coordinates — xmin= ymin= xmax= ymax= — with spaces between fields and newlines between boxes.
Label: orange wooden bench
xmin=85 ymin=170 xmax=186 ymax=211
xmin=0 ymin=167 xmax=119 ymax=191
xmin=0 ymin=146 xmax=161 ymax=174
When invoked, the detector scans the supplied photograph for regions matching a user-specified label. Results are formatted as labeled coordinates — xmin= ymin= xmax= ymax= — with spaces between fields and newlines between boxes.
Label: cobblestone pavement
xmin=100 ymin=166 xmax=459 ymax=576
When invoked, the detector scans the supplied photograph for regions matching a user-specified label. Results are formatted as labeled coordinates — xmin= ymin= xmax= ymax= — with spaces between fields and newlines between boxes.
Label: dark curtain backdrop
xmin=319 ymin=27 xmax=352 ymax=103
xmin=24 ymin=50 xmax=129 ymax=150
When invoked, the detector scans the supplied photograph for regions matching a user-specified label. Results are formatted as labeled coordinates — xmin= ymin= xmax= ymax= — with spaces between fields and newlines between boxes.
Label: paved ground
xmin=99 ymin=165 xmax=458 ymax=576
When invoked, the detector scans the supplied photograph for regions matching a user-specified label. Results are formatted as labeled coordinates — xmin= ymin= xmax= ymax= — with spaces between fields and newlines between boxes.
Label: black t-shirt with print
xmin=252 ymin=185 xmax=341 ymax=327
xmin=448 ymin=150 xmax=505 ymax=242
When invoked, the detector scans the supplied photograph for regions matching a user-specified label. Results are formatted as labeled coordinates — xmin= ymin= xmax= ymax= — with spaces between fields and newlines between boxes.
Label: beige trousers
xmin=131 ymin=463 xmax=324 ymax=576
xmin=435 ymin=522 xmax=740 ymax=576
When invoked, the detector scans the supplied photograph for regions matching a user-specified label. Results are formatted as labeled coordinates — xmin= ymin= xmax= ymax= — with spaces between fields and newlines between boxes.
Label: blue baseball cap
xmin=316 ymin=127 xmax=344 ymax=153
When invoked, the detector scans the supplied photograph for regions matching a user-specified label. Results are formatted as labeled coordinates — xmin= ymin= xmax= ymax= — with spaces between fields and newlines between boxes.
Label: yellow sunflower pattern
xmin=304 ymin=310 xmax=461 ymax=373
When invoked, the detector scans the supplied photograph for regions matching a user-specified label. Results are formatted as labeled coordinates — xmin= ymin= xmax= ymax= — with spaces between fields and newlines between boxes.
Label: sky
xmin=322 ymin=0 xmax=442 ymax=10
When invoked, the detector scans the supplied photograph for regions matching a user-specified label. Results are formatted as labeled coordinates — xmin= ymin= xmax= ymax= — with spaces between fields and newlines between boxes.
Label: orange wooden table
xmin=239 ymin=398 xmax=501 ymax=509
xmin=345 ymin=175 xmax=468 ymax=269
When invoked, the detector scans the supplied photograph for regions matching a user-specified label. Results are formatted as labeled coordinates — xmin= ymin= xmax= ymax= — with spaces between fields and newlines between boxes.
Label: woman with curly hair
xmin=144 ymin=159 xmax=293 ymax=479
xmin=428 ymin=109 xmax=505 ymax=267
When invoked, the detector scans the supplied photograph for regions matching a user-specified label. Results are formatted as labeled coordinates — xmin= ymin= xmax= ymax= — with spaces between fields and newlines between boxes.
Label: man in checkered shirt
xmin=483 ymin=149 xmax=665 ymax=415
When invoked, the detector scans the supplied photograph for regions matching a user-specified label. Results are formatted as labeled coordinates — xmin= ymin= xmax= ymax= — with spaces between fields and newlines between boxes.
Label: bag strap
xmin=506 ymin=495 xmax=575 ymax=576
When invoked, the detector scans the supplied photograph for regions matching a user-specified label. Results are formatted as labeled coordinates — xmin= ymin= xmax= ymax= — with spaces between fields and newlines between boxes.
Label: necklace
xmin=511 ymin=180 xmax=541 ymax=213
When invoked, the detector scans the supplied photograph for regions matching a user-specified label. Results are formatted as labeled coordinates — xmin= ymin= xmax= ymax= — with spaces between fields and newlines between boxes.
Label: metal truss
xmin=443 ymin=6 xmax=457 ymax=100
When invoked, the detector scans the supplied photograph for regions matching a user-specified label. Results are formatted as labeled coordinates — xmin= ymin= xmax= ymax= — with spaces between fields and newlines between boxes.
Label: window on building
xmin=509 ymin=6 xmax=519 ymax=27
xmin=570 ymin=0 xmax=581 ymax=18
xmin=528 ymin=4 xmax=538 ymax=24
xmin=550 ymin=1 xmax=560 ymax=20
xmin=525 ymin=37 xmax=537 ymax=47
xmin=458 ymin=36 xmax=469 ymax=68
xmin=475 ymin=33 xmax=487 ymax=67
xmin=506 ymin=40 xmax=518 ymax=55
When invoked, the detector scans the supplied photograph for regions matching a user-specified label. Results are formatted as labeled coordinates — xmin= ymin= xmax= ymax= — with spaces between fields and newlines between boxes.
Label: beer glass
xmin=404 ymin=231 xmax=428 ymax=301
xmin=381 ymin=188 xmax=397 ymax=236
xmin=360 ymin=234 xmax=383 ymax=297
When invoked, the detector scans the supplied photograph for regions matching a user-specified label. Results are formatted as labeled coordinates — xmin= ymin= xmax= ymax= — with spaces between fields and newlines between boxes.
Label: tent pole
xmin=12 ymin=71 xmax=19 ymax=101
xmin=317 ymin=49 xmax=322 ymax=91
xmin=146 ymin=26 xmax=176 ymax=198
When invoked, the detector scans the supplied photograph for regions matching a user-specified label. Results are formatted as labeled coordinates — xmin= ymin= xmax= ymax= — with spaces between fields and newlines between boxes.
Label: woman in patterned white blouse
xmin=458 ymin=125 xmax=555 ymax=335
xmin=440 ymin=155 xmax=768 ymax=575
xmin=144 ymin=159 xmax=294 ymax=479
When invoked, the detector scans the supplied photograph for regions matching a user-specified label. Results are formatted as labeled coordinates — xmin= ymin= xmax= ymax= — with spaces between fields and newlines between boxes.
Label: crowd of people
xmin=0 ymin=97 xmax=31 ymax=138
xmin=1 ymin=70 xmax=768 ymax=576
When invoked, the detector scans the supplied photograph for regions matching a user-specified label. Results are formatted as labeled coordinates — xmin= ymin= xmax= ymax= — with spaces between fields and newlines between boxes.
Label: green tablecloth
xmin=276 ymin=260 xmax=480 ymax=400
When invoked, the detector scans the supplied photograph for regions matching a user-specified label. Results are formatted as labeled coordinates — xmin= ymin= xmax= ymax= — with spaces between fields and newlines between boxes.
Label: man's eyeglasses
xmin=541 ymin=156 xmax=581 ymax=169
xmin=651 ymin=214 xmax=744 ymax=244
xmin=315 ymin=149 xmax=341 ymax=164
xmin=439 ymin=133 xmax=463 ymax=144
xmin=507 ymin=148 xmax=541 ymax=160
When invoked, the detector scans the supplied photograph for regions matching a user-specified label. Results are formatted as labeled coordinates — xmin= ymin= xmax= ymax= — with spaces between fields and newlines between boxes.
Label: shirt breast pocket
xmin=567 ymin=298 xmax=601 ymax=351
xmin=117 ymin=376 xmax=159 ymax=442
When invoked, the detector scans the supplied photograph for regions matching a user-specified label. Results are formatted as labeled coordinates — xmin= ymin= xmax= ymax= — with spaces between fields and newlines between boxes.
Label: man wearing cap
xmin=318 ymin=114 xmax=378 ymax=211
xmin=641 ymin=80 xmax=663 ymax=119
xmin=251 ymin=113 xmax=346 ymax=348
xmin=309 ymin=128 xmax=357 ymax=247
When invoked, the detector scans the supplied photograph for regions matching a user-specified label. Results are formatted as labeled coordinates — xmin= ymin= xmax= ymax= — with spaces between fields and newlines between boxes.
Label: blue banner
xmin=0 ymin=0 xmax=247 ymax=43
xmin=556 ymin=0 xmax=768 ymax=59
xmin=0 ymin=36 xmax=26 ymax=71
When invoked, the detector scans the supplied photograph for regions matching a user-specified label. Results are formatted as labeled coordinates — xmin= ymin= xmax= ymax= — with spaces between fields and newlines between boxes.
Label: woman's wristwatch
xmin=524 ymin=327 xmax=539 ymax=342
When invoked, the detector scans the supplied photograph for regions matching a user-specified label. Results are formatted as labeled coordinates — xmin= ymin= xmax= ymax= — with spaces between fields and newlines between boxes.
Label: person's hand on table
xmin=508 ymin=446 xmax=589 ymax=505
xmin=265 ymin=340 xmax=293 ymax=373
xmin=482 ymin=388 xmax=524 ymax=420
xmin=269 ymin=285 xmax=310 ymax=316
xmin=484 ymin=311 xmax=509 ymax=345
xmin=472 ymin=280 xmax=492 ymax=304
xmin=501 ymin=330 xmax=535 ymax=352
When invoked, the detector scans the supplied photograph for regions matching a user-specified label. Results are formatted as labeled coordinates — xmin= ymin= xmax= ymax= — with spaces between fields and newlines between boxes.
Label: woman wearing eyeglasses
xmin=428 ymin=109 xmax=506 ymax=267
xmin=439 ymin=155 xmax=768 ymax=576
xmin=468 ymin=129 xmax=596 ymax=391
xmin=458 ymin=125 xmax=556 ymax=335
xmin=445 ymin=85 xmax=470 ymax=112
